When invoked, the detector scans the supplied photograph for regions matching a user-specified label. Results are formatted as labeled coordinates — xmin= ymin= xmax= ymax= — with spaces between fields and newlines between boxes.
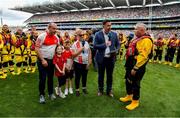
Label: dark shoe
xmin=82 ymin=89 xmax=88 ymax=94
xmin=76 ymin=91 xmax=80 ymax=97
xmin=97 ymin=91 xmax=103 ymax=96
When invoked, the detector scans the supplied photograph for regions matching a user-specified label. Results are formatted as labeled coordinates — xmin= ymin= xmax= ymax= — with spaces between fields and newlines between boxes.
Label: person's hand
xmin=79 ymin=47 xmax=84 ymax=52
xmin=131 ymin=69 xmax=136 ymax=76
xmin=62 ymin=70 xmax=65 ymax=75
xmin=41 ymin=59 xmax=48 ymax=67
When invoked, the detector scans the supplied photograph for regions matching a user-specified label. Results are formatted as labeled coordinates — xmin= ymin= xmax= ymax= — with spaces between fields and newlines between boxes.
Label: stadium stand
xmin=11 ymin=0 xmax=180 ymax=38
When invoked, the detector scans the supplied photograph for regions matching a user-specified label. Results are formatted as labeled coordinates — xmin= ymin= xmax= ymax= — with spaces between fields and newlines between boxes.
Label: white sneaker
xmin=59 ymin=92 xmax=66 ymax=98
xmin=64 ymin=88 xmax=68 ymax=95
xmin=49 ymin=94 xmax=56 ymax=100
xmin=39 ymin=95 xmax=45 ymax=104
xmin=69 ymin=88 xmax=73 ymax=94
xmin=55 ymin=87 xmax=59 ymax=96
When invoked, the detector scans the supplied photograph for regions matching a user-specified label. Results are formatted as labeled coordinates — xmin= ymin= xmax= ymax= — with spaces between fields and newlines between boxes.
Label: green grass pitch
xmin=0 ymin=60 xmax=180 ymax=117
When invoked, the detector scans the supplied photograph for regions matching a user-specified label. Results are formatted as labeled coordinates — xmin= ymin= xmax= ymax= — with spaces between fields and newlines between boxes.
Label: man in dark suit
xmin=94 ymin=20 xmax=120 ymax=97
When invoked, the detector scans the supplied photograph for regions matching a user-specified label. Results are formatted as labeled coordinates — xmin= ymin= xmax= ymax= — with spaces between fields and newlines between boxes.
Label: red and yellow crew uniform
xmin=153 ymin=37 xmax=165 ymax=63
xmin=162 ymin=37 xmax=169 ymax=60
xmin=148 ymin=37 xmax=155 ymax=63
xmin=70 ymin=35 xmax=75 ymax=43
xmin=26 ymin=33 xmax=31 ymax=71
xmin=119 ymin=33 xmax=127 ymax=60
xmin=120 ymin=35 xmax=153 ymax=110
xmin=175 ymin=39 xmax=180 ymax=68
xmin=14 ymin=32 xmax=29 ymax=75
xmin=0 ymin=29 xmax=16 ymax=79
xmin=28 ymin=32 xmax=38 ymax=73
xmin=164 ymin=35 xmax=178 ymax=66
xmin=62 ymin=32 xmax=74 ymax=45
xmin=0 ymin=35 xmax=4 ymax=79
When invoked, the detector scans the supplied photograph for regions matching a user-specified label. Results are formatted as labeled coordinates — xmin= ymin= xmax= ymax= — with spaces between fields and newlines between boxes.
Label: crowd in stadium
xmin=26 ymin=4 xmax=180 ymax=23
xmin=56 ymin=29 xmax=180 ymax=39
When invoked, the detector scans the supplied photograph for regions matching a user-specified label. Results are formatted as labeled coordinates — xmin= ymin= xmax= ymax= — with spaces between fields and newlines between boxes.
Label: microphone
xmin=107 ymin=33 xmax=111 ymax=47
xmin=107 ymin=32 xmax=111 ymax=41
xmin=81 ymin=40 xmax=85 ymax=53
xmin=82 ymin=40 xmax=85 ymax=47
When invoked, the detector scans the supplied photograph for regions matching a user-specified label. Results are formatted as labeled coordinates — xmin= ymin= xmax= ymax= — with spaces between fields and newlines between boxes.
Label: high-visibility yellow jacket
xmin=166 ymin=38 xmax=178 ymax=48
xmin=0 ymin=32 xmax=16 ymax=55
xmin=154 ymin=38 xmax=165 ymax=50
xmin=14 ymin=33 xmax=28 ymax=55
xmin=0 ymin=35 xmax=4 ymax=49
xmin=120 ymin=35 xmax=127 ymax=49
xmin=134 ymin=37 xmax=153 ymax=69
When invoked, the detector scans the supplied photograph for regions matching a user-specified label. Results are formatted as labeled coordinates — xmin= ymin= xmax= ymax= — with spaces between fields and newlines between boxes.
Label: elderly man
xmin=119 ymin=23 xmax=153 ymax=110
xmin=35 ymin=23 xmax=59 ymax=104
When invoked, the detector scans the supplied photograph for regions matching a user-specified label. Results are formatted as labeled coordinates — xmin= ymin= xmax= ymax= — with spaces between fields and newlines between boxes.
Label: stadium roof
xmin=11 ymin=0 xmax=180 ymax=14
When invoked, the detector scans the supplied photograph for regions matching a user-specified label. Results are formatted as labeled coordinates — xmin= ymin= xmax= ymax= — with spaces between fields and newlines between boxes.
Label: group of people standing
xmin=2 ymin=19 xmax=177 ymax=111
xmin=35 ymin=23 xmax=92 ymax=103
xmin=153 ymin=33 xmax=180 ymax=67
xmin=0 ymin=25 xmax=38 ymax=79
xmin=34 ymin=20 xmax=154 ymax=111
xmin=3 ymin=20 xmax=172 ymax=111
xmin=0 ymin=17 xmax=179 ymax=112
xmin=119 ymin=30 xmax=180 ymax=68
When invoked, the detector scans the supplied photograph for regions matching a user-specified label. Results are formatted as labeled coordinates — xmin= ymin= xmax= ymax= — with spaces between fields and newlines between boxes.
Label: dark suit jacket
xmin=93 ymin=30 xmax=120 ymax=64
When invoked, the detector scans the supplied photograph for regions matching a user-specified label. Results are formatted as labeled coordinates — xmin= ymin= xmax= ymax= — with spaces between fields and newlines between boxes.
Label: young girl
xmin=63 ymin=40 xmax=74 ymax=95
xmin=53 ymin=44 xmax=66 ymax=98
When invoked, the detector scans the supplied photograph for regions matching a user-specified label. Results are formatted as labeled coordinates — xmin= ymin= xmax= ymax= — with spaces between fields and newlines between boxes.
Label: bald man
xmin=35 ymin=23 xmax=59 ymax=104
xmin=119 ymin=23 xmax=153 ymax=110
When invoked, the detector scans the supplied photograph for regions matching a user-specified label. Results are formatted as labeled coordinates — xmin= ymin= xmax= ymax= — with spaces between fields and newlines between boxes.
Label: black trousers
xmin=65 ymin=69 xmax=74 ymax=80
xmin=176 ymin=48 xmax=180 ymax=64
xmin=31 ymin=63 xmax=36 ymax=66
xmin=91 ymin=48 xmax=97 ymax=70
xmin=125 ymin=66 xmax=145 ymax=100
xmin=2 ymin=61 xmax=14 ymax=67
xmin=58 ymin=75 xmax=66 ymax=87
xmin=97 ymin=57 xmax=115 ymax=94
xmin=165 ymin=48 xmax=176 ymax=62
xmin=37 ymin=59 xmax=54 ymax=96
xmin=16 ymin=62 xmax=28 ymax=67
xmin=74 ymin=62 xmax=88 ymax=90
xmin=154 ymin=49 xmax=163 ymax=61
xmin=0 ymin=56 xmax=1 ymax=69
xmin=120 ymin=48 xmax=123 ymax=56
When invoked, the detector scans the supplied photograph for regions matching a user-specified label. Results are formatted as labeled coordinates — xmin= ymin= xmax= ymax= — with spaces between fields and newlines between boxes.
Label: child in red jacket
xmin=53 ymin=44 xmax=66 ymax=98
